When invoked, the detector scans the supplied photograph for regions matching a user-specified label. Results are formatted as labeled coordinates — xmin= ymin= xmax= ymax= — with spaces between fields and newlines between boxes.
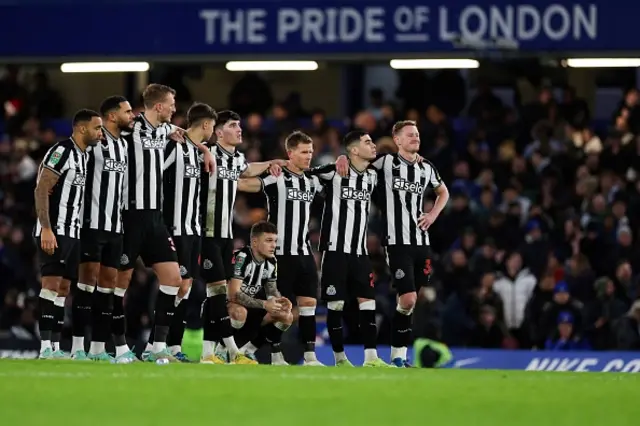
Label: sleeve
xmin=370 ymin=153 xmax=387 ymax=171
xmin=239 ymin=154 xmax=249 ymax=174
xmin=232 ymin=250 xmax=250 ymax=280
xmin=42 ymin=144 xmax=72 ymax=175
xmin=268 ymin=260 xmax=277 ymax=282
xmin=312 ymin=175 xmax=324 ymax=194
xmin=164 ymin=141 xmax=177 ymax=170
xmin=427 ymin=162 xmax=443 ymax=188
xmin=258 ymin=170 xmax=277 ymax=189
xmin=307 ymin=163 xmax=336 ymax=181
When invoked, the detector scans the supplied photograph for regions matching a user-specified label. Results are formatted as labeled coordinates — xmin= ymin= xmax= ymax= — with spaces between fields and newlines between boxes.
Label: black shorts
xmin=80 ymin=229 xmax=123 ymax=269
xmin=36 ymin=234 xmax=80 ymax=281
xmin=200 ymin=237 xmax=234 ymax=283
xmin=119 ymin=210 xmax=178 ymax=271
xmin=320 ymin=251 xmax=374 ymax=301
xmin=173 ymin=235 xmax=201 ymax=280
xmin=386 ymin=245 xmax=433 ymax=296
xmin=277 ymin=254 xmax=319 ymax=303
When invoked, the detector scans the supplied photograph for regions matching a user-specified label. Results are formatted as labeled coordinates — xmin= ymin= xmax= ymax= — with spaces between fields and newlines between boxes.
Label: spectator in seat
xmin=545 ymin=311 xmax=591 ymax=351
xmin=615 ymin=300 xmax=640 ymax=350
xmin=537 ymin=281 xmax=585 ymax=347
xmin=493 ymin=252 xmax=537 ymax=345
xmin=586 ymin=277 xmax=628 ymax=350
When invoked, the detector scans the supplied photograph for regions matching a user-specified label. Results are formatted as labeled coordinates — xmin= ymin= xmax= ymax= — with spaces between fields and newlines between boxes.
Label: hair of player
xmin=72 ymin=109 xmax=100 ymax=126
xmin=285 ymin=130 xmax=313 ymax=151
xmin=250 ymin=221 xmax=278 ymax=239
xmin=99 ymin=96 xmax=128 ymax=117
xmin=187 ymin=103 xmax=218 ymax=128
xmin=215 ymin=110 xmax=241 ymax=129
xmin=343 ymin=130 xmax=368 ymax=149
xmin=392 ymin=120 xmax=417 ymax=136
xmin=142 ymin=84 xmax=176 ymax=109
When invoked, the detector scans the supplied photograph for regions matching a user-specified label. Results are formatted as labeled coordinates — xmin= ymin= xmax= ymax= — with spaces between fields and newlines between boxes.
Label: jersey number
xmin=168 ymin=237 xmax=176 ymax=252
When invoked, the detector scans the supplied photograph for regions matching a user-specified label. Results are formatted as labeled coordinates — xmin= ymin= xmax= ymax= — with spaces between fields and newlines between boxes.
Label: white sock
xmin=304 ymin=351 xmax=317 ymax=362
xmin=391 ymin=346 xmax=407 ymax=360
xmin=223 ymin=337 xmax=240 ymax=358
xmin=169 ymin=345 xmax=181 ymax=356
xmin=145 ymin=342 xmax=153 ymax=352
xmin=272 ymin=352 xmax=285 ymax=364
xmin=334 ymin=351 xmax=347 ymax=362
xmin=152 ymin=341 xmax=167 ymax=353
xmin=52 ymin=341 xmax=60 ymax=351
xmin=40 ymin=340 xmax=52 ymax=353
xmin=364 ymin=348 xmax=378 ymax=362
xmin=71 ymin=336 xmax=84 ymax=353
xmin=240 ymin=342 xmax=258 ymax=355
xmin=89 ymin=342 xmax=105 ymax=355
xmin=202 ymin=340 xmax=215 ymax=358
xmin=115 ymin=344 xmax=130 ymax=357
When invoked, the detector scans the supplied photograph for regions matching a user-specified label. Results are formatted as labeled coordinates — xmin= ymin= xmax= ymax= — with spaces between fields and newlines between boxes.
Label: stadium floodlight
xmin=389 ymin=59 xmax=479 ymax=70
xmin=565 ymin=58 xmax=640 ymax=68
xmin=225 ymin=61 xmax=319 ymax=71
xmin=60 ymin=62 xmax=150 ymax=73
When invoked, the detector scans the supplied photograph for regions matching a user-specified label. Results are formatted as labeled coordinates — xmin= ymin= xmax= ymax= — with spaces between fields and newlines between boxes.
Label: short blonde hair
xmin=391 ymin=120 xmax=417 ymax=136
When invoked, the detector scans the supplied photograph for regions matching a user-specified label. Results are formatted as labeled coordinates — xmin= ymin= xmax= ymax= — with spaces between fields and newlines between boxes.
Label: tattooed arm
xmin=265 ymin=280 xmax=281 ymax=299
xmin=234 ymin=291 xmax=268 ymax=310
xmin=35 ymin=167 xmax=61 ymax=230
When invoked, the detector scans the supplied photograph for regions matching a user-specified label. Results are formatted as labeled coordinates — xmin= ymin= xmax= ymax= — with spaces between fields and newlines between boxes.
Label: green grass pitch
xmin=1 ymin=360 xmax=638 ymax=426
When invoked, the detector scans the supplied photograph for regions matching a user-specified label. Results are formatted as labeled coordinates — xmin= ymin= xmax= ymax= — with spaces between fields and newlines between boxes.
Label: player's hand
xmin=276 ymin=297 xmax=292 ymax=312
xmin=269 ymin=160 xmax=287 ymax=177
xmin=335 ymin=155 xmax=349 ymax=177
xmin=417 ymin=212 xmax=436 ymax=230
xmin=169 ymin=128 xmax=186 ymax=143
xmin=41 ymin=228 xmax=57 ymax=255
xmin=264 ymin=298 xmax=282 ymax=315
xmin=203 ymin=150 xmax=216 ymax=174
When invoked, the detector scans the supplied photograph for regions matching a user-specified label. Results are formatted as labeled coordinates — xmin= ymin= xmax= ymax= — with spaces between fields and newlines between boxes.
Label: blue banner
xmin=315 ymin=345 xmax=640 ymax=372
xmin=0 ymin=0 xmax=635 ymax=58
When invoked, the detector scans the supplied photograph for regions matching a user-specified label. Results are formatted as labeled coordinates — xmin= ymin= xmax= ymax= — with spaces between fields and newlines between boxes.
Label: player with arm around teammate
xmin=308 ymin=131 xmax=391 ymax=367
xmin=225 ymin=221 xmax=293 ymax=365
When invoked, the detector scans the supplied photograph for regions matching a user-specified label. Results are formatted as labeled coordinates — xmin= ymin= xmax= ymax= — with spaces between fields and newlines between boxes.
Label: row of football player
xmin=32 ymin=84 xmax=449 ymax=367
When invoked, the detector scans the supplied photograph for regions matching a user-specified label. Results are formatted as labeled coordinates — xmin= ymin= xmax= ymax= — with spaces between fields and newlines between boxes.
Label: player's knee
xmin=229 ymin=304 xmax=247 ymax=324
xmin=206 ymin=282 xmax=227 ymax=297
xmin=281 ymin=311 xmax=294 ymax=326
xmin=297 ymin=296 xmax=316 ymax=308
xmin=153 ymin=262 xmax=182 ymax=286
xmin=79 ymin=262 xmax=99 ymax=286
xmin=358 ymin=299 xmax=376 ymax=311
xmin=327 ymin=300 xmax=345 ymax=311
xmin=116 ymin=269 xmax=133 ymax=289
xmin=398 ymin=292 xmax=417 ymax=311
xmin=98 ymin=267 xmax=118 ymax=289
xmin=58 ymin=280 xmax=71 ymax=297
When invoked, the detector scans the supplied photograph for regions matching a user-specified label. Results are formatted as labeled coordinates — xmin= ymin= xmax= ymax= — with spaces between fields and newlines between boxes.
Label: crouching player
xmin=221 ymin=221 xmax=292 ymax=365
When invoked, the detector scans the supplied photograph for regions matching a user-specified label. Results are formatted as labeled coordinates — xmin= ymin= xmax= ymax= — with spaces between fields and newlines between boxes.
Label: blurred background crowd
xmin=1 ymin=65 xmax=640 ymax=352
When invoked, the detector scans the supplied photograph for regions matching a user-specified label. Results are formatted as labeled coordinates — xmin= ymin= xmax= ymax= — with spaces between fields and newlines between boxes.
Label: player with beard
xmin=369 ymin=121 xmax=449 ymax=367
xmin=70 ymin=96 xmax=134 ymax=361
xmin=34 ymin=110 xmax=102 ymax=358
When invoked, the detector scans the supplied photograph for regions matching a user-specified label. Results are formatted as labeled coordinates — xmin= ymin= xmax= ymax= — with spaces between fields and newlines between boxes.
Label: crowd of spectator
xmin=1 ymin=66 xmax=640 ymax=352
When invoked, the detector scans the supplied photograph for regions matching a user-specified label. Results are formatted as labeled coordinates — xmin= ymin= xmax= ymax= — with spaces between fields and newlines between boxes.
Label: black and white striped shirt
xmin=371 ymin=154 xmax=442 ymax=246
xmin=124 ymin=113 xmax=174 ymax=211
xmin=201 ymin=144 xmax=248 ymax=239
xmin=34 ymin=138 xmax=88 ymax=239
xmin=231 ymin=246 xmax=277 ymax=297
xmin=310 ymin=163 xmax=377 ymax=255
xmin=83 ymin=128 xmax=127 ymax=233
xmin=259 ymin=168 xmax=323 ymax=256
xmin=163 ymin=138 xmax=202 ymax=236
